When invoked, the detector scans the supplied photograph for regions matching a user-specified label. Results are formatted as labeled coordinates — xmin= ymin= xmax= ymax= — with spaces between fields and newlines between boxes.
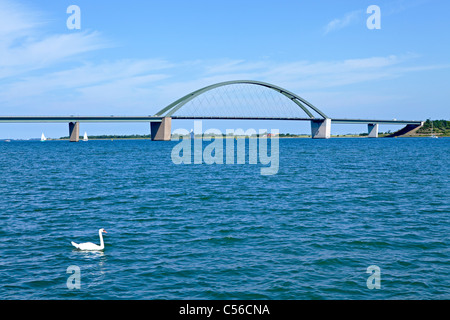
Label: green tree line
xmin=418 ymin=119 xmax=449 ymax=135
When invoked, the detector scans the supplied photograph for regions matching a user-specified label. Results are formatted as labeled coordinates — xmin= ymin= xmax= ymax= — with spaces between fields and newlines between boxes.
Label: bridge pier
xmin=151 ymin=117 xmax=172 ymax=141
xmin=368 ymin=123 xmax=379 ymax=138
xmin=69 ymin=122 xmax=80 ymax=142
xmin=311 ymin=119 xmax=331 ymax=139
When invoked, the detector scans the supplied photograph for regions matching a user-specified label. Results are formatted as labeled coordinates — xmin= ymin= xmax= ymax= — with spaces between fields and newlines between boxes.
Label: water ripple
xmin=0 ymin=138 xmax=448 ymax=299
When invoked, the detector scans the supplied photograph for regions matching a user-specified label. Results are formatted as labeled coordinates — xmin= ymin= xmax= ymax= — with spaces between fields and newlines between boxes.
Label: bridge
xmin=0 ymin=80 xmax=423 ymax=141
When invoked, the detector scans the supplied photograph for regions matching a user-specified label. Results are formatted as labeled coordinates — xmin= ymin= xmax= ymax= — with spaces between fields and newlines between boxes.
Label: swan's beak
xmin=103 ymin=230 xmax=107 ymax=233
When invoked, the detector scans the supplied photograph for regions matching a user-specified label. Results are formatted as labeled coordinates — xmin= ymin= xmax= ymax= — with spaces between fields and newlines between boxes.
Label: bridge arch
xmin=155 ymin=80 xmax=329 ymax=119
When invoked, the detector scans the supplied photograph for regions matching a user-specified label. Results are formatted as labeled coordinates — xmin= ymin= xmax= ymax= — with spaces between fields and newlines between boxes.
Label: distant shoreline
xmin=3 ymin=120 xmax=448 ymax=141
xmin=4 ymin=134 xmax=448 ymax=142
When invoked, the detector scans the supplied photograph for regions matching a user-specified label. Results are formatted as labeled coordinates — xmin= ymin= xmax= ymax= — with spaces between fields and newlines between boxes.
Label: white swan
xmin=71 ymin=228 xmax=107 ymax=251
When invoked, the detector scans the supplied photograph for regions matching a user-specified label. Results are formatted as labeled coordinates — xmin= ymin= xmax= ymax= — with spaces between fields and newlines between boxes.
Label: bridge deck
xmin=172 ymin=116 xmax=422 ymax=125
xmin=0 ymin=116 xmax=163 ymax=123
xmin=0 ymin=116 xmax=422 ymax=126
xmin=330 ymin=118 xmax=422 ymax=125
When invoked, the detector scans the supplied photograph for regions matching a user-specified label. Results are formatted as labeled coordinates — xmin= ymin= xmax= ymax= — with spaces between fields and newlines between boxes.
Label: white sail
xmin=431 ymin=122 xmax=438 ymax=138
xmin=41 ymin=133 xmax=46 ymax=141
xmin=83 ymin=132 xmax=88 ymax=141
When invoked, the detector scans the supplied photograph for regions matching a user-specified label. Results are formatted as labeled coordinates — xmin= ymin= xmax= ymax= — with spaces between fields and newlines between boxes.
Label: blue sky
xmin=0 ymin=0 xmax=449 ymax=138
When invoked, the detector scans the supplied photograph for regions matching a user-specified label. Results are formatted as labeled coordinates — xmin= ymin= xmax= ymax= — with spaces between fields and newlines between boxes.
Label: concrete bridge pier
xmin=311 ymin=118 xmax=331 ymax=139
xmin=151 ymin=117 xmax=172 ymax=141
xmin=69 ymin=122 xmax=80 ymax=142
xmin=368 ymin=123 xmax=379 ymax=138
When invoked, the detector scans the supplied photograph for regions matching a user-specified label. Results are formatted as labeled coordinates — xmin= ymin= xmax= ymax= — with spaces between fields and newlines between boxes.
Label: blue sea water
xmin=0 ymin=137 xmax=448 ymax=300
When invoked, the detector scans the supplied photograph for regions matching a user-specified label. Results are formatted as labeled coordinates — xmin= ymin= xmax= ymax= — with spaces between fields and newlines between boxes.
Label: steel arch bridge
xmin=0 ymin=80 xmax=424 ymax=141
xmin=155 ymin=80 xmax=329 ymax=120
xmin=150 ymin=80 xmax=423 ymax=140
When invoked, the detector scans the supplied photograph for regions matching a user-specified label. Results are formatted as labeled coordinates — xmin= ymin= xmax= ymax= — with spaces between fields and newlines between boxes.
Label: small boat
xmin=83 ymin=132 xmax=88 ymax=142
xmin=4 ymin=139 xmax=11 ymax=143
xmin=41 ymin=133 xmax=47 ymax=142
xmin=431 ymin=122 xmax=438 ymax=138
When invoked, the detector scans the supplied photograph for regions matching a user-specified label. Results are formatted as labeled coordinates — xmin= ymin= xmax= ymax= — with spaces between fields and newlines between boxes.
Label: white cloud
xmin=323 ymin=10 xmax=362 ymax=35
xmin=383 ymin=0 xmax=431 ymax=16
xmin=203 ymin=59 xmax=268 ymax=75
xmin=0 ymin=32 xmax=109 ymax=78
xmin=0 ymin=0 xmax=39 ymax=37
xmin=0 ymin=0 xmax=173 ymax=114
xmin=0 ymin=0 xmax=110 ymax=79
xmin=176 ymin=54 xmax=429 ymax=91
xmin=0 ymin=58 xmax=174 ymax=114
xmin=2 ymin=59 xmax=171 ymax=94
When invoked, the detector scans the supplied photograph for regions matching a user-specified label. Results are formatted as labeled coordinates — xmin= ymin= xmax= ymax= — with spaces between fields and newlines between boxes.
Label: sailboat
xmin=40 ymin=133 xmax=47 ymax=142
xmin=83 ymin=132 xmax=88 ymax=142
xmin=431 ymin=122 xmax=438 ymax=139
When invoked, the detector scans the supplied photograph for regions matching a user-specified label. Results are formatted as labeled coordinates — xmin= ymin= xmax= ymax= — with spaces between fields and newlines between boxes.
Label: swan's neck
xmin=98 ymin=231 xmax=104 ymax=249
